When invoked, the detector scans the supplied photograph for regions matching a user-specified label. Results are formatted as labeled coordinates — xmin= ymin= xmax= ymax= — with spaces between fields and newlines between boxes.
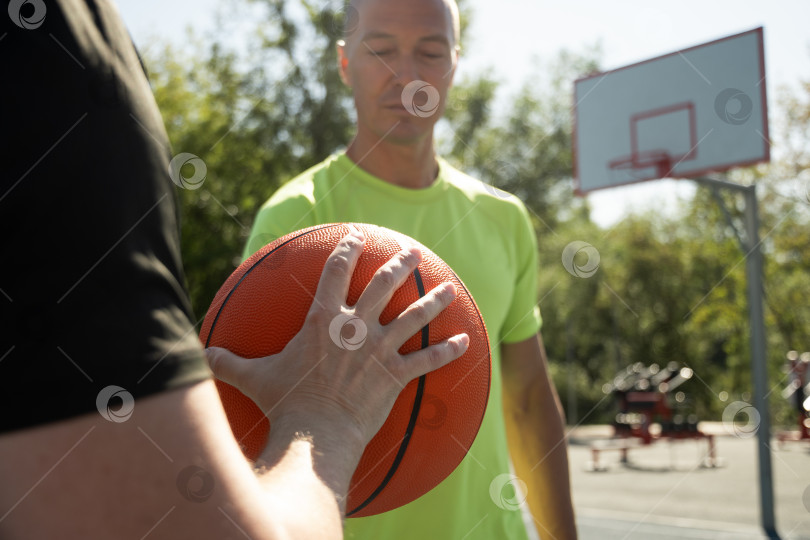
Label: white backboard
xmin=574 ymin=27 xmax=769 ymax=194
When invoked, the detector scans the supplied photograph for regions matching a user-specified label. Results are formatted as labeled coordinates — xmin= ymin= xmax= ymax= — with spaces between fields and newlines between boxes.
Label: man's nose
xmin=393 ymin=54 xmax=420 ymax=85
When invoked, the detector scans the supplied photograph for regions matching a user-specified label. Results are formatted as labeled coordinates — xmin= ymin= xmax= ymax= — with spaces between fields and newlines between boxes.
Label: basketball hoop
xmin=608 ymin=150 xmax=675 ymax=180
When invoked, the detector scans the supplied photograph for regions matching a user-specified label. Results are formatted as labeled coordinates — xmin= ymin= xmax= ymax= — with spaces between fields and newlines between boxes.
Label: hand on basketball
xmin=205 ymin=227 xmax=469 ymax=448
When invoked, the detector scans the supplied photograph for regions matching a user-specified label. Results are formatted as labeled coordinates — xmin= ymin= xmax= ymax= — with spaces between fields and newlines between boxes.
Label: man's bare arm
xmin=501 ymin=333 xmax=578 ymax=540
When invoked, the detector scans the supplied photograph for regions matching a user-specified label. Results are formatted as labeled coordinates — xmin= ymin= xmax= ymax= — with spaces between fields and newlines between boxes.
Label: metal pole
xmin=694 ymin=177 xmax=778 ymax=539
xmin=742 ymin=184 xmax=778 ymax=539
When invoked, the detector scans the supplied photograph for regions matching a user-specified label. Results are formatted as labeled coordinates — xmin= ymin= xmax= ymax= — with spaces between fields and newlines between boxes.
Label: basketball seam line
xmin=346 ymin=266 xmax=429 ymax=516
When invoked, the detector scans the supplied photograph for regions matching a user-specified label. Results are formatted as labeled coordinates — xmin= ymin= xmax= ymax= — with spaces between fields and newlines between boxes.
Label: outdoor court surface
xmin=553 ymin=424 xmax=809 ymax=540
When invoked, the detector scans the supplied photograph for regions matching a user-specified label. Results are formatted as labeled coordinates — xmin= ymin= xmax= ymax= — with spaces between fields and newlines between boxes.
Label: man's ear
xmin=337 ymin=41 xmax=352 ymax=88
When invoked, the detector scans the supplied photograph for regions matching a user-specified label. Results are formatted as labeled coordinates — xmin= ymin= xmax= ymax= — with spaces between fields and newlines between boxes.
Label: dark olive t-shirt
xmin=0 ymin=0 xmax=210 ymax=433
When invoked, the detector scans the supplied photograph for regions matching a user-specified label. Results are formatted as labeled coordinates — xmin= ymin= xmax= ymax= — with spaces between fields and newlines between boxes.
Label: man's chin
xmin=376 ymin=120 xmax=433 ymax=146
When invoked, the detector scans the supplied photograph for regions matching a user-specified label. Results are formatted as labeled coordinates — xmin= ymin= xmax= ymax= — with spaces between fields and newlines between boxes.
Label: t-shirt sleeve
xmin=243 ymin=189 xmax=318 ymax=261
xmin=499 ymin=202 xmax=542 ymax=343
xmin=0 ymin=0 xmax=209 ymax=434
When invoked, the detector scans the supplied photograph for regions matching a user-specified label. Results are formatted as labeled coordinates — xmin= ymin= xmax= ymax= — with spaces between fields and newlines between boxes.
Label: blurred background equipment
xmin=776 ymin=350 xmax=810 ymax=445
xmin=588 ymin=361 xmax=717 ymax=471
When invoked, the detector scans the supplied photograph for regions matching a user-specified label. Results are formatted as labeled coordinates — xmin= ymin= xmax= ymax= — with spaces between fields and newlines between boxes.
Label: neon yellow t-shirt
xmin=244 ymin=153 xmax=542 ymax=540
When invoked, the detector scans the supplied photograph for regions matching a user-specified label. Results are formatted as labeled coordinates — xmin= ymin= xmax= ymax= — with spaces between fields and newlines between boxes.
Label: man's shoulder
xmin=267 ymin=154 xmax=341 ymax=205
xmin=248 ymin=156 xmax=344 ymax=256
xmin=439 ymin=158 xmax=531 ymax=222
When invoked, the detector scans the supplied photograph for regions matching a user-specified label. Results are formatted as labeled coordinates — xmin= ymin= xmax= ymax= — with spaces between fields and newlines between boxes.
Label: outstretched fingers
xmin=385 ymin=281 xmax=459 ymax=348
xmin=353 ymin=246 xmax=422 ymax=317
xmin=313 ymin=227 xmax=366 ymax=309
xmin=397 ymin=334 xmax=470 ymax=382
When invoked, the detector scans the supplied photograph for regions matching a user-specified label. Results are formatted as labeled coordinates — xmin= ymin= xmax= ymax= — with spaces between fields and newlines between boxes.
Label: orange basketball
xmin=199 ymin=223 xmax=491 ymax=517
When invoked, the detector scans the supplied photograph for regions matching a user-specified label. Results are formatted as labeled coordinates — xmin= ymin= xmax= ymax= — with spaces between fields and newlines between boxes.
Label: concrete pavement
xmin=563 ymin=424 xmax=810 ymax=540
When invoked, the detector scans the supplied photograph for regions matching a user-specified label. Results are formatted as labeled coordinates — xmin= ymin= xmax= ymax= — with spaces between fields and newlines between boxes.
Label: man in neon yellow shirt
xmin=243 ymin=0 xmax=577 ymax=538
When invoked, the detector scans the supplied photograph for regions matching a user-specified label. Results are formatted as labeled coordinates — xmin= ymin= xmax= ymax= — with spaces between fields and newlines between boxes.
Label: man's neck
xmin=345 ymin=130 xmax=439 ymax=190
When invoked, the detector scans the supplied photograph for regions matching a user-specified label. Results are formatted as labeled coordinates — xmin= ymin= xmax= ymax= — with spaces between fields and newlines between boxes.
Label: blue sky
xmin=117 ymin=0 xmax=810 ymax=227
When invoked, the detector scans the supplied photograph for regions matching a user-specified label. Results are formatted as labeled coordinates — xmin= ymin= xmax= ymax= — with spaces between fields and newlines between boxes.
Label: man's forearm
xmin=254 ymin=418 xmax=367 ymax=539
xmin=504 ymin=383 xmax=577 ymax=540
xmin=501 ymin=335 xmax=577 ymax=539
